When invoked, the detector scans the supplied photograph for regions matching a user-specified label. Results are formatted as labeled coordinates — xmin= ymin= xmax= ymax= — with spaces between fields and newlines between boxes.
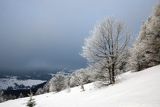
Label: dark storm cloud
xmin=0 ymin=0 xmax=158 ymax=71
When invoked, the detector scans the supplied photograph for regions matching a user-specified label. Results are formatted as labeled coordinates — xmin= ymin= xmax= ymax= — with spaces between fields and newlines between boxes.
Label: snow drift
xmin=1 ymin=65 xmax=160 ymax=107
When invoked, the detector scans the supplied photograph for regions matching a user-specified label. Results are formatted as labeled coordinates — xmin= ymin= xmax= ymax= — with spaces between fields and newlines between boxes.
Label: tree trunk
xmin=80 ymin=84 xmax=85 ymax=91
xmin=108 ymin=67 xmax=113 ymax=84
xmin=111 ymin=63 xmax=115 ymax=84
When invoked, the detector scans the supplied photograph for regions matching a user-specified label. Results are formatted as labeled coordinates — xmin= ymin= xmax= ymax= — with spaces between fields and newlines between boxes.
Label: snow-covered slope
xmin=1 ymin=65 xmax=160 ymax=107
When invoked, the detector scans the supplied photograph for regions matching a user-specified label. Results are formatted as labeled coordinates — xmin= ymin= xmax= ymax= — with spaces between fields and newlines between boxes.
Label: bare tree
xmin=81 ymin=18 xmax=130 ymax=84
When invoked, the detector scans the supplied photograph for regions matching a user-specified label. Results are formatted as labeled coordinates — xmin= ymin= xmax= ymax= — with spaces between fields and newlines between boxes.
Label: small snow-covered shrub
xmin=26 ymin=92 xmax=36 ymax=107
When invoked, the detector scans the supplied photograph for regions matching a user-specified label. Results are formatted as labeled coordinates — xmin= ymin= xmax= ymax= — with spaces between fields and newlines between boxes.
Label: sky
xmin=0 ymin=0 xmax=159 ymax=72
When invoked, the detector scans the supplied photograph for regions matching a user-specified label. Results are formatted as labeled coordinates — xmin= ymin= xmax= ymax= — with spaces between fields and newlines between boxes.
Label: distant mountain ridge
xmin=0 ymin=77 xmax=45 ymax=90
xmin=0 ymin=68 xmax=65 ymax=80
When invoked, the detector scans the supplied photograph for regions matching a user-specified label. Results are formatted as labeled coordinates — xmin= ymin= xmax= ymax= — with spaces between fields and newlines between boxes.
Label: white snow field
xmin=1 ymin=65 xmax=160 ymax=107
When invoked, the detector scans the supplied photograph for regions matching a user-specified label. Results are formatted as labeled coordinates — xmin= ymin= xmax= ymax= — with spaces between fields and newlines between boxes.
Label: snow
xmin=0 ymin=77 xmax=45 ymax=89
xmin=1 ymin=65 xmax=160 ymax=107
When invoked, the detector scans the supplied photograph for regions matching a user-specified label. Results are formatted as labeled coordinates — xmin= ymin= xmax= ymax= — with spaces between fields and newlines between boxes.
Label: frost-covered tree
xmin=64 ymin=73 xmax=72 ymax=92
xmin=70 ymin=68 xmax=91 ymax=91
xmin=35 ymin=88 xmax=44 ymax=95
xmin=69 ymin=67 xmax=97 ymax=88
xmin=49 ymin=72 xmax=66 ymax=92
xmin=81 ymin=66 xmax=98 ymax=82
xmin=42 ymin=83 xmax=50 ymax=93
xmin=82 ymin=18 xmax=130 ymax=84
xmin=0 ymin=90 xmax=4 ymax=103
xmin=128 ymin=4 xmax=160 ymax=71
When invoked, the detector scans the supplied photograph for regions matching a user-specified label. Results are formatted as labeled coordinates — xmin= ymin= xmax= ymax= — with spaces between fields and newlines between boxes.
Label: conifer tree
xmin=26 ymin=92 xmax=36 ymax=107
xmin=129 ymin=4 xmax=160 ymax=71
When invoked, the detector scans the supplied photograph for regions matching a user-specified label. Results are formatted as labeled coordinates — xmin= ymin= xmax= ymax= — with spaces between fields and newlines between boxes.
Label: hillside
xmin=1 ymin=65 xmax=160 ymax=107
